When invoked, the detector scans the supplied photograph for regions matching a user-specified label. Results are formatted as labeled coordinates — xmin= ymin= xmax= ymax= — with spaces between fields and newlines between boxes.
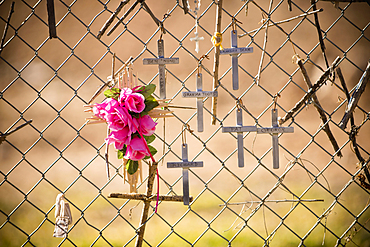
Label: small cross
xmin=220 ymin=30 xmax=253 ymax=90
xmin=167 ymin=144 xmax=203 ymax=205
xmin=222 ymin=109 xmax=257 ymax=168
xmin=257 ymin=109 xmax=294 ymax=169
xmin=143 ymin=39 xmax=179 ymax=99
xmin=190 ymin=24 xmax=204 ymax=53
xmin=182 ymin=73 xmax=218 ymax=132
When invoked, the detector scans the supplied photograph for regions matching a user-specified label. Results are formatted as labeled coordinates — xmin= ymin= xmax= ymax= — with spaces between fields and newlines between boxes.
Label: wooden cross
xmin=167 ymin=144 xmax=203 ymax=205
xmin=220 ymin=30 xmax=253 ymax=90
xmin=109 ymin=162 xmax=192 ymax=247
xmin=222 ymin=108 xmax=257 ymax=168
xmin=182 ymin=73 xmax=218 ymax=132
xmin=257 ymin=109 xmax=294 ymax=169
xmin=143 ymin=39 xmax=179 ymax=99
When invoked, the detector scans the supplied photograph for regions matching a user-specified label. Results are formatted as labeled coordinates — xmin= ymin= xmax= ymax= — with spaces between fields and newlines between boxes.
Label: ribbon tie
xmin=211 ymin=32 xmax=223 ymax=50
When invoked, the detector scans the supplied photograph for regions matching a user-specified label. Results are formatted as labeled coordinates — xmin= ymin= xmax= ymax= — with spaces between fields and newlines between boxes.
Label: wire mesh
xmin=1 ymin=0 xmax=370 ymax=246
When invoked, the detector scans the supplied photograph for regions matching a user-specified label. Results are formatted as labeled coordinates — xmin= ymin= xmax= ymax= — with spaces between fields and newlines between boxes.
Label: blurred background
xmin=0 ymin=0 xmax=370 ymax=246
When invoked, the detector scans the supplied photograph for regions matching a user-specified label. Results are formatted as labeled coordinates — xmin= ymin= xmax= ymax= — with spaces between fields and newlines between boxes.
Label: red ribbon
xmin=128 ymin=115 xmax=160 ymax=213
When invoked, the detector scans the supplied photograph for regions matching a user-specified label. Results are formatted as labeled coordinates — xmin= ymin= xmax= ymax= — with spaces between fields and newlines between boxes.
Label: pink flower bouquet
xmin=92 ymin=84 xmax=159 ymax=174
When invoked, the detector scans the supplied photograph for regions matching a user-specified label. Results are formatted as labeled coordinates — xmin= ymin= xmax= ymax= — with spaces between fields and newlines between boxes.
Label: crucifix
xmin=182 ymin=73 xmax=218 ymax=132
xmin=167 ymin=144 xmax=203 ymax=205
xmin=222 ymin=108 xmax=257 ymax=168
xmin=220 ymin=30 xmax=253 ymax=90
xmin=189 ymin=0 xmax=204 ymax=53
xmin=143 ymin=39 xmax=179 ymax=99
xmin=257 ymin=108 xmax=294 ymax=169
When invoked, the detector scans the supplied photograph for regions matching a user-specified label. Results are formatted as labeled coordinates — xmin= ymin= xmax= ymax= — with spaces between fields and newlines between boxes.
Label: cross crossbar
xmin=143 ymin=39 xmax=179 ymax=99
xmin=222 ymin=109 xmax=257 ymax=167
xmin=167 ymin=144 xmax=203 ymax=205
xmin=182 ymin=73 xmax=218 ymax=132
xmin=257 ymin=109 xmax=294 ymax=169
xmin=220 ymin=30 xmax=253 ymax=90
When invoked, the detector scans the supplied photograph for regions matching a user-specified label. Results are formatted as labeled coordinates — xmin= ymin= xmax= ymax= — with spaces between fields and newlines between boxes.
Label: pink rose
xmin=125 ymin=93 xmax=145 ymax=113
xmin=105 ymin=106 xmax=135 ymax=133
xmin=124 ymin=136 xmax=149 ymax=161
xmin=118 ymin=88 xmax=132 ymax=105
xmin=133 ymin=115 xmax=157 ymax=136
xmin=105 ymin=127 xmax=132 ymax=150
xmin=93 ymin=98 xmax=119 ymax=119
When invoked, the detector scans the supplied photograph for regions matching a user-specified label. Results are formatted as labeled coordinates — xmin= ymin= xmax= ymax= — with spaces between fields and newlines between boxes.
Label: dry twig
xmin=211 ymin=0 xmax=222 ymax=125
xmin=278 ymin=56 xmax=341 ymax=125
xmin=311 ymin=0 xmax=329 ymax=68
xmin=339 ymin=60 xmax=370 ymax=130
xmin=46 ymin=0 xmax=57 ymax=38
xmin=295 ymin=57 xmax=342 ymax=157
xmin=97 ymin=0 xmax=130 ymax=39
xmin=109 ymin=193 xmax=193 ymax=202
xmin=238 ymin=9 xmax=323 ymax=37
xmin=87 ymin=56 xmax=133 ymax=104
xmin=256 ymin=0 xmax=274 ymax=86
xmin=135 ymin=162 xmax=157 ymax=247
xmin=337 ymin=67 xmax=365 ymax=163
xmin=0 ymin=1 xmax=15 ymax=55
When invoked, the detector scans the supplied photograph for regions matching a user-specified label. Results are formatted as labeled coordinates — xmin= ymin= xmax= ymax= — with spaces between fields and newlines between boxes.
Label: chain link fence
xmin=1 ymin=0 xmax=370 ymax=246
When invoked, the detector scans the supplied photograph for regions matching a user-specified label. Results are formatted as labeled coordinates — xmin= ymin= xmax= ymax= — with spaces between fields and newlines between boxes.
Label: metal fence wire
xmin=1 ymin=0 xmax=370 ymax=246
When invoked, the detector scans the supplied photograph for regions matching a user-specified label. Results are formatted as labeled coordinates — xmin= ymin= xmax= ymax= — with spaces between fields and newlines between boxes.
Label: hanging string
xmin=197 ymin=54 xmax=209 ymax=75
xmin=231 ymin=16 xmax=242 ymax=33
xmin=159 ymin=12 xmax=171 ymax=40
xmin=182 ymin=124 xmax=194 ymax=146
xmin=211 ymin=32 xmax=223 ymax=50
xmin=273 ymin=93 xmax=280 ymax=110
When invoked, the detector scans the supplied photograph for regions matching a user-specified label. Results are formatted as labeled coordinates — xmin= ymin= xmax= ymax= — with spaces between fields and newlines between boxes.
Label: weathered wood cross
xmin=182 ymin=73 xmax=218 ymax=132
xmin=167 ymin=144 xmax=203 ymax=205
xmin=220 ymin=30 xmax=253 ymax=90
xmin=109 ymin=162 xmax=192 ymax=247
xmin=143 ymin=39 xmax=179 ymax=99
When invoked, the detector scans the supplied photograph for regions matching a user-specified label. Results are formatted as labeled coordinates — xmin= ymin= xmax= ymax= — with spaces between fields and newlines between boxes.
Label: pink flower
xmin=105 ymin=127 xmax=132 ymax=150
xmin=118 ymin=88 xmax=132 ymax=105
xmin=93 ymin=98 xmax=119 ymax=119
xmin=125 ymin=93 xmax=145 ymax=113
xmin=105 ymin=106 xmax=135 ymax=133
xmin=133 ymin=115 xmax=157 ymax=136
xmin=124 ymin=136 xmax=149 ymax=161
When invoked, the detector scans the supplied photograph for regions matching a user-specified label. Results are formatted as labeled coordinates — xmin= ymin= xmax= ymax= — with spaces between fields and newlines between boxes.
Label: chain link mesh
xmin=1 ymin=0 xmax=370 ymax=246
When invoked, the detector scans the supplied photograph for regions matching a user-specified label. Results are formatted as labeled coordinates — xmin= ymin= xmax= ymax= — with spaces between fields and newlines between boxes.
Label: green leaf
xmin=126 ymin=159 xmax=139 ymax=175
xmin=143 ymin=145 xmax=157 ymax=160
xmin=104 ymin=88 xmax=120 ymax=100
xmin=143 ymin=99 xmax=159 ymax=113
xmin=143 ymin=134 xmax=156 ymax=144
xmin=145 ymin=95 xmax=155 ymax=102
xmin=117 ymin=146 xmax=127 ymax=159
xmin=139 ymin=84 xmax=156 ymax=99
